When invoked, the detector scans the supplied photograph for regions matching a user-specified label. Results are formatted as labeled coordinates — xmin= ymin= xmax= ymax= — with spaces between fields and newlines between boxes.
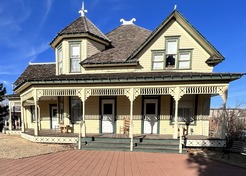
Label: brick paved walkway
xmin=0 ymin=150 xmax=245 ymax=176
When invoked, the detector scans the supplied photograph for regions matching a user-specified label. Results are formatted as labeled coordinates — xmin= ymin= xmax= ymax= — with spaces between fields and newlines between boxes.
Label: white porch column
xmin=172 ymin=87 xmax=181 ymax=139
xmin=220 ymin=87 xmax=228 ymax=139
xmin=130 ymin=99 xmax=133 ymax=151
xmin=79 ymin=89 xmax=86 ymax=138
xmin=173 ymin=99 xmax=179 ymax=139
xmin=8 ymin=102 xmax=12 ymax=131
xmin=129 ymin=88 xmax=135 ymax=152
xmin=34 ymin=91 xmax=39 ymax=136
xmin=21 ymin=100 xmax=25 ymax=132
xmin=82 ymin=98 xmax=86 ymax=138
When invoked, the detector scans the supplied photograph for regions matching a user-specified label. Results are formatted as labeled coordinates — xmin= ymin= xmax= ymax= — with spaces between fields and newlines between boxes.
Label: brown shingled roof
xmin=50 ymin=16 xmax=110 ymax=45
xmin=81 ymin=24 xmax=151 ymax=65
xmin=14 ymin=64 xmax=244 ymax=91
xmin=14 ymin=64 xmax=55 ymax=86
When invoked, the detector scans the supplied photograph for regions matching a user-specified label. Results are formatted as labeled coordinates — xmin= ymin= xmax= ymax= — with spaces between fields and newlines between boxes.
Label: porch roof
xmin=14 ymin=65 xmax=245 ymax=91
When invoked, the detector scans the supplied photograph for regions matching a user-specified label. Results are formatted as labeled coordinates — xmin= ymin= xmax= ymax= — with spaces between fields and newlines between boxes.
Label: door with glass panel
xmin=144 ymin=99 xmax=158 ymax=134
xmin=101 ymin=99 xmax=115 ymax=133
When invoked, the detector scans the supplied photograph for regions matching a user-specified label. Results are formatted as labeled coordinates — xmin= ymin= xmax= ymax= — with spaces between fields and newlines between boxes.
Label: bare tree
xmin=213 ymin=103 xmax=246 ymax=141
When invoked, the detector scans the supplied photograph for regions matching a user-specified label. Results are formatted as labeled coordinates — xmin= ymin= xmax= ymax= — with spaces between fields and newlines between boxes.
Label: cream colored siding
xmin=159 ymin=95 xmax=173 ymax=134
xmin=85 ymin=96 xmax=100 ymax=133
xmin=85 ymin=120 xmax=100 ymax=133
xmin=56 ymin=39 xmax=87 ymax=75
xmin=38 ymin=100 xmax=57 ymax=129
xmin=87 ymin=39 xmax=105 ymax=57
xmin=115 ymin=96 xmax=142 ymax=134
xmin=138 ymin=20 xmax=212 ymax=73
xmin=117 ymin=96 xmax=130 ymax=116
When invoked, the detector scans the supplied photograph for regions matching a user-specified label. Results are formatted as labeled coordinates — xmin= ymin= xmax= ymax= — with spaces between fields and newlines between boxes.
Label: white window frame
xmin=165 ymin=38 xmax=178 ymax=69
xmin=178 ymin=50 xmax=191 ymax=69
xmin=58 ymin=46 xmax=63 ymax=74
xmin=70 ymin=43 xmax=81 ymax=73
xmin=152 ymin=51 xmax=164 ymax=70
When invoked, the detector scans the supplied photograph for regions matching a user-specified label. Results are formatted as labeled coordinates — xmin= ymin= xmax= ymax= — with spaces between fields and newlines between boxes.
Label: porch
xmin=19 ymin=129 xmax=226 ymax=152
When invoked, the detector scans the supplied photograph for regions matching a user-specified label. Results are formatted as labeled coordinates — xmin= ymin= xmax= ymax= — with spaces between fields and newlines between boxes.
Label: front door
xmin=102 ymin=99 xmax=115 ymax=133
xmin=51 ymin=106 xmax=58 ymax=129
xmin=144 ymin=99 xmax=158 ymax=134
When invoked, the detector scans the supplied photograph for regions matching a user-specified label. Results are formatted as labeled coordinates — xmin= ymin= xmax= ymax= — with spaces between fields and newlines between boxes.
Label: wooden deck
xmin=0 ymin=150 xmax=245 ymax=176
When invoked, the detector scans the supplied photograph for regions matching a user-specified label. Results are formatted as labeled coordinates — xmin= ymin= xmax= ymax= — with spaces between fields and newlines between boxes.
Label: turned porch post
xmin=220 ymin=86 xmax=228 ymax=139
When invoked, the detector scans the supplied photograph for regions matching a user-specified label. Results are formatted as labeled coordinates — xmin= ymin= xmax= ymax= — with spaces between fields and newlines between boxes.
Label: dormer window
xmin=70 ymin=42 xmax=81 ymax=72
xmin=58 ymin=46 xmax=63 ymax=74
xmin=152 ymin=37 xmax=192 ymax=70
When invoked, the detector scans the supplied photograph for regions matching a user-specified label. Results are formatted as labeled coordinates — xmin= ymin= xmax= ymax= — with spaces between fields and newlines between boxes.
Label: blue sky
xmin=0 ymin=0 xmax=245 ymax=107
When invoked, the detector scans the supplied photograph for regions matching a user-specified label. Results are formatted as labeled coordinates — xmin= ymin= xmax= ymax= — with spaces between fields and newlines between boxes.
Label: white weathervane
xmin=78 ymin=1 xmax=88 ymax=17
xmin=120 ymin=18 xmax=136 ymax=25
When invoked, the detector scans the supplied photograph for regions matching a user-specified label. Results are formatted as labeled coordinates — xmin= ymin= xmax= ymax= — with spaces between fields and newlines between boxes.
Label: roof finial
xmin=78 ymin=1 xmax=88 ymax=17
xmin=174 ymin=4 xmax=177 ymax=10
xmin=120 ymin=18 xmax=136 ymax=25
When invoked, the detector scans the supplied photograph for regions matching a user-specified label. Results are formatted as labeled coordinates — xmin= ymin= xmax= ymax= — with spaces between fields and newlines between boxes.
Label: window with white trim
xmin=70 ymin=43 xmax=81 ymax=72
xmin=58 ymin=47 xmax=63 ymax=74
xmin=166 ymin=39 xmax=178 ymax=69
xmin=152 ymin=52 xmax=164 ymax=69
xmin=178 ymin=51 xmax=191 ymax=69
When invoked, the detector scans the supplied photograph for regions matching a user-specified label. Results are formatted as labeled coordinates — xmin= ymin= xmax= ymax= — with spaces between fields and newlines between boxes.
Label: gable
xmin=129 ymin=10 xmax=224 ymax=72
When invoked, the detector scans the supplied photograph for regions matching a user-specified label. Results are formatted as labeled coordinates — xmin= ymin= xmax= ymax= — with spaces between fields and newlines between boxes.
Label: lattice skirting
xmin=21 ymin=133 xmax=78 ymax=144
xmin=183 ymin=139 xmax=226 ymax=147
xmin=5 ymin=130 xmax=22 ymax=135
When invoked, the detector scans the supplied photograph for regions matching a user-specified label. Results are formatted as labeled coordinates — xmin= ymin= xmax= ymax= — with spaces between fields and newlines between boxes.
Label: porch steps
xmin=80 ymin=136 xmax=186 ymax=153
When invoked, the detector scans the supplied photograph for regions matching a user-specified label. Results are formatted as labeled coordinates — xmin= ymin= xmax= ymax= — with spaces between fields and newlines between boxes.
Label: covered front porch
xmin=19 ymin=83 xmax=229 ymax=143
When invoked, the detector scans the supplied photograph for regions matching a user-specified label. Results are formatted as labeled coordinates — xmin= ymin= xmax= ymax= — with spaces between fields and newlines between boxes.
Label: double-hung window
xmin=178 ymin=51 xmax=191 ymax=69
xmin=166 ymin=38 xmax=178 ymax=69
xmin=70 ymin=43 xmax=80 ymax=72
xmin=152 ymin=52 xmax=164 ymax=69
xmin=58 ymin=47 xmax=63 ymax=74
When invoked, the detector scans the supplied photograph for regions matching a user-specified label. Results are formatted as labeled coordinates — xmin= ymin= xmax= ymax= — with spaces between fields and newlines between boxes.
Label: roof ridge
xmin=82 ymin=16 xmax=89 ymax=32
xmin=84 ymin=17 xmax=110 ymax=41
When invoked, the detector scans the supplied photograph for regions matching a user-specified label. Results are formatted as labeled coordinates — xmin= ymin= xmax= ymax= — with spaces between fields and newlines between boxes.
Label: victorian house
xmin=10 ymin=5 xmax=244 ymax=139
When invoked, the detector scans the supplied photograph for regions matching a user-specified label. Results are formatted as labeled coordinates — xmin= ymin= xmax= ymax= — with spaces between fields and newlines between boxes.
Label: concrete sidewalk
xmin=0 ymin=150 xmax=245 ymax=176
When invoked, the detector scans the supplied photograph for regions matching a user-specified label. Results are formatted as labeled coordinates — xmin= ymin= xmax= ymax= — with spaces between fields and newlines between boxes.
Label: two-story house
xmin=12 ymin=5 xmax=244 ymax=139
